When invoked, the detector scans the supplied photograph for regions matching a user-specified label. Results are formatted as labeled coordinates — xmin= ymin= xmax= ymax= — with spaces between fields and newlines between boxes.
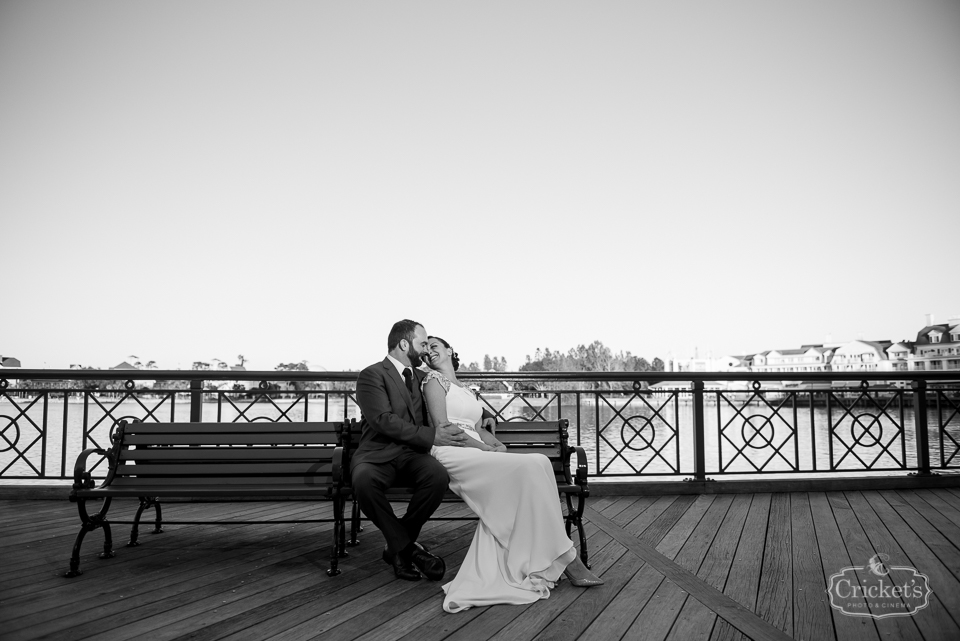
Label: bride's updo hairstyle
xmin=429 ymin=336 xmax=460 ymax=371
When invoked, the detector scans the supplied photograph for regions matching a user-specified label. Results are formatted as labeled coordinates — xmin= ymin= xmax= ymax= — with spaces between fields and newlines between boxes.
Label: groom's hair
xmin=387 ymin=319 xmax=422 ymax=351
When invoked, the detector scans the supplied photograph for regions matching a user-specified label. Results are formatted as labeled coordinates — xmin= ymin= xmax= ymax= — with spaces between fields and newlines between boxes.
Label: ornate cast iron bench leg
xmin=129 ymin=497 xmax=163 ymax=547
xmin=66 ymin=497 xmax=115 ymax=577
xmin=348 ymin=499 xmax=362 ymax=546
xmin=564 ymin=492 xmax=589 ymax=568
xmin=327 ymin=493 xmax=345 ymax=576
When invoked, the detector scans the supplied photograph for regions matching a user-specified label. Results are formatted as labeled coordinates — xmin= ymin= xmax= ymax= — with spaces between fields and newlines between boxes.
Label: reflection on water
xmin=2 ymin=390 xmax=959 ymax=479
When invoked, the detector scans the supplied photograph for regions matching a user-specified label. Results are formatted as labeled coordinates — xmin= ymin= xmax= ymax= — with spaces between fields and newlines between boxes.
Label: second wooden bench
xmin=328 ymin=418 xmax=590 ymax=574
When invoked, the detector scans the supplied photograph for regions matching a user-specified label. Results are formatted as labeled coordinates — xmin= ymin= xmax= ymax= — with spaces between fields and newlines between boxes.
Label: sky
xmin=2 ymin=0 xmax=958 ymax=372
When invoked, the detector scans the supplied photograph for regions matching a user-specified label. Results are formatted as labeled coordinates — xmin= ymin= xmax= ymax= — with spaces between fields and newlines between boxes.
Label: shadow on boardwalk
xmin=2 ymin=489 xmax=960 ymax=640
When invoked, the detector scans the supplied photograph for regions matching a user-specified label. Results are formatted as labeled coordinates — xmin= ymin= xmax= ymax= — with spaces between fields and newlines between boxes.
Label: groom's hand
xmin=434 ymin=422 xmax=468 ymax=447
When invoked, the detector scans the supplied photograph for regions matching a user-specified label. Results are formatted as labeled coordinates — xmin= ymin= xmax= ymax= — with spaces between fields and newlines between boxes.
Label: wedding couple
xmin=351 ymin=319 xmax=602 ymax=613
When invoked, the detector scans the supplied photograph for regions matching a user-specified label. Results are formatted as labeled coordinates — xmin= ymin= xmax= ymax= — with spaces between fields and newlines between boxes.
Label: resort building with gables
xmin=673 ymin=314 xmax=960 ymax=374
xmin=751 ymin=346 xmax=835 ymax=373
xmin=909 ymin=318 xmax=960 ymax=372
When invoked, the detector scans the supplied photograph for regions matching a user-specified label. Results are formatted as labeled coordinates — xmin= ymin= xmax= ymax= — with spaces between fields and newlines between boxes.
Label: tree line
xmin=520 ymin=341 xmax=664 ymax=373
xmin=24 ymin=342 xmax=662 ymax=392
xmin=515 ymin=340 xmax=665 ymax=391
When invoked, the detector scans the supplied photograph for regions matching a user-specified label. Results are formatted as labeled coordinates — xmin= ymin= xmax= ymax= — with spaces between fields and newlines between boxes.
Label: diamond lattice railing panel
xmin=595 ymin=391 xmax=681 ymax=475
xmin=0 ymin=392 xmax=47 ymax=477
xmin=828 ymin=390 xmax=906 ymax=471
xmin=935 ymin=390 xmax=960 ymax=468
xmin=716 ymin=390 xmax=799 ymax=473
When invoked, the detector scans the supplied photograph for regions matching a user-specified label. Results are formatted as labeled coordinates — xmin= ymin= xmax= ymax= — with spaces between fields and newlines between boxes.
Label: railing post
xmin=912 ymin=380 xmax=932 ymax=476
xmin=190 ymin=380 xmax=203 ymax=423
xmin=691 ymin=380 xmax=707 ymax=481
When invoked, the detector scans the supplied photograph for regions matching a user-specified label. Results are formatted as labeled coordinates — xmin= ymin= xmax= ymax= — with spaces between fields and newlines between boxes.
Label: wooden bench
xmin=66 ymin=419 xmax=347 ymax=577
xmin=329 ymin=418 xmax=591 ymax=574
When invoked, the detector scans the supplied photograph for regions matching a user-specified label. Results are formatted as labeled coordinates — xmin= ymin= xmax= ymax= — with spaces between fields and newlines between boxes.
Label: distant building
xmin=674 ymin=357 xmax=713 ymax=373
xmin=831 ymin=340 xmax=895 ymax=372
xmin=714 ymin=355 xmax=752 ymax=372
xmin=884 ymin=342 xmax=912 ymax=371
xmin=0 ymin=356 xmax=22 ymax=368
xmin=674 ymin=354 xmax=752 ymax=373
xmin=668 ymin=313 xmax=960 ymax=375
xmin=909 ymin=315 xmax=960 ymax=372
xmin=751 ymin=346 xmax=835 ymax=373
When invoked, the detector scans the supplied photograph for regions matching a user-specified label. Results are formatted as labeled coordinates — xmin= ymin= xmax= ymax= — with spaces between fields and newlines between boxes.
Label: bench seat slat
xmin=77 ymin=485 xmax=334 ymax=498
xmin=123 ymin=422 xmax=342 ymax=434
xmin=116 ymin=462 xmax=328 ymax=475
xmin=124 ymin=434 xmax=336 ymax=445
xmin=119 ymin=447 xmax=334 ymax=461
xmin=338 ymin=484 xmax=579 ymax=497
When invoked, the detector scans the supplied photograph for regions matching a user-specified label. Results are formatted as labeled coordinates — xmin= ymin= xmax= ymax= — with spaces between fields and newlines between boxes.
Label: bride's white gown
xmin=424 ymin=370 xmax=577 ymax=613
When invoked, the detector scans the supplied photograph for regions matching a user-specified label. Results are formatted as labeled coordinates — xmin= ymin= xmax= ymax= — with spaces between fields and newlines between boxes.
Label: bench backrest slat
xmin=124 ymin=434 xmax=339 ymax=446
xmin=119 ymin=446 xmax=333 ymax=462
xmin=107 ymin=420 xmax=344 ymax=486
xmin=116 ymin=462 xmax=332 ymax=476
xmin=496 ymin=433 xmax=563 ymax=444
xmin=110 ymin=475 xmax=334 ymax=486
xmin=495 ymin=421 xmax=564 ymax=431
xmin=123 ymin=422 xmax=339 ymax=434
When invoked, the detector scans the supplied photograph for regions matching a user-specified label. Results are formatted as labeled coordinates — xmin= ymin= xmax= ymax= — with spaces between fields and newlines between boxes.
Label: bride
xmin=421 ymin=336 xmax=602 ymax=613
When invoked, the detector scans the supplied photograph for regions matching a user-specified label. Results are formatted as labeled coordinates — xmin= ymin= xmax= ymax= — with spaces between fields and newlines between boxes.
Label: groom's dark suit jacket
xmin=351 ymin=358 xmax=434 ymax=469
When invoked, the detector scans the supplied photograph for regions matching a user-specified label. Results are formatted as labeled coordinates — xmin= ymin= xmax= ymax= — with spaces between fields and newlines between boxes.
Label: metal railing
xmin=1 ymin=369 xmax=958 ymax=481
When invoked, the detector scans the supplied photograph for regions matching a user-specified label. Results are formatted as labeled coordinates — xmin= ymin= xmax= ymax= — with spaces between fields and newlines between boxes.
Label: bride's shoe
xmin=564 ymin=558 xmax=604 ymax=587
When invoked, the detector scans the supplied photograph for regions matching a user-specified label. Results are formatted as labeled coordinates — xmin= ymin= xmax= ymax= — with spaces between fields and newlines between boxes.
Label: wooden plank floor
xmin=2 ymin=489 xmax=960 ymax=640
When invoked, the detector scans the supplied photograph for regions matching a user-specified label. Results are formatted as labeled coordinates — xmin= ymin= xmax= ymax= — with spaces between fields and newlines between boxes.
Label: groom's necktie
xmin=402 ymin=367 xmax=414 ymax=395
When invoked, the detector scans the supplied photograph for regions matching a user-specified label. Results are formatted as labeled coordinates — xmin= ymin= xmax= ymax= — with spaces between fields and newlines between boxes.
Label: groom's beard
xmin=407 ymin=346 xmax=423 ymax=367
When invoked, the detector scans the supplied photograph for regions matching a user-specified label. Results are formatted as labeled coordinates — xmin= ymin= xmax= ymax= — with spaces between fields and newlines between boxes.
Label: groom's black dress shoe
xmin=383 ymin=547 xmax=421 ymax=581
xmin=409 ymin=542 xmax=446 ymax=581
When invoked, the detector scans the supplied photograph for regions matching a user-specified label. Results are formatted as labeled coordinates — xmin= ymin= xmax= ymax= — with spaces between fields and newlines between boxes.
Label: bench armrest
xmin=332 ymin=446 xmax=346 ymax=484
xmin=571 ymin=445 xmax=589 ymax=489
xmin=70 ymin=447 xmax=115 ymax=495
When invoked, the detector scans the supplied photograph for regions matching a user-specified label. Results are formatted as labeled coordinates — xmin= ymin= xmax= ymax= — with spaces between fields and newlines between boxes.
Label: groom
xmin=351 ymin=319 xmax=470 ymax=581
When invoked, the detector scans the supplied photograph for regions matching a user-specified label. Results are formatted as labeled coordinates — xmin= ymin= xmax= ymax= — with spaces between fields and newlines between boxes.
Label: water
xmin=2 ymin=390 xmax=958 ymax=480
xmin=0 ymin=394 xmax=360 ymax=479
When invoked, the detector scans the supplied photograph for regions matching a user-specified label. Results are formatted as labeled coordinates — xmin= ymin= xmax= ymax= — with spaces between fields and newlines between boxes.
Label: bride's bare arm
xmin=423 ymin=379 xmax=469 ymax=447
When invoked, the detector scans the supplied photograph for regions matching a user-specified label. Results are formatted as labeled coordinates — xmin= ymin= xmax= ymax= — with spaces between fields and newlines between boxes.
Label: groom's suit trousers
xmin=351 ymin=358 xmax=449 ymax=556
xmin=351 ymin=449 xmax=448 ymax=555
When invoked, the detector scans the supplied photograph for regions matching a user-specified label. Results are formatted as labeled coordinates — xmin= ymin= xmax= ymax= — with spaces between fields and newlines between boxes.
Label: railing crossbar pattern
xmin=937 ymin=391 xmax=960 ymax=467
xmin=828 ymin=388 xmax=905 ymax=472
xmin=1 ymin=370 xmax=958 ymax=481
xmin=716 ymin=390 xmax=798 ymax=474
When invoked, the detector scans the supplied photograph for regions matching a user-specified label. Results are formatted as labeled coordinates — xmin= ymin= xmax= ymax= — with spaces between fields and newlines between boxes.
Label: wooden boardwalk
xmin=2 ymin=489 xmax=960 ymax=640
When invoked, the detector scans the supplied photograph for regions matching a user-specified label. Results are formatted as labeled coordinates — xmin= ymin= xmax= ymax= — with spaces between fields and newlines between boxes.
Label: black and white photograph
xmin=2 ymin=1 xmax=959 ymax=639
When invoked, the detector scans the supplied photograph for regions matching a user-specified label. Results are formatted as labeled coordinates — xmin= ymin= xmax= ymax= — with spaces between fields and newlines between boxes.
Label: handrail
xmin=4 ymin=368 xmax=959 ymax=383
